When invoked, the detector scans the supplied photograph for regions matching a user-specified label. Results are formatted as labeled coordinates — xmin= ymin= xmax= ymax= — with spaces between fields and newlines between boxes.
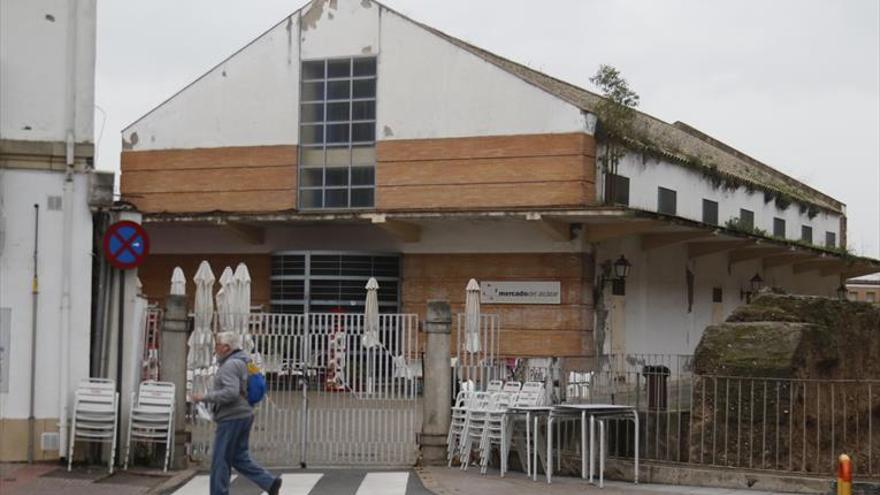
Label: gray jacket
xmin=204 ymin=349 xmax=253 ymax=422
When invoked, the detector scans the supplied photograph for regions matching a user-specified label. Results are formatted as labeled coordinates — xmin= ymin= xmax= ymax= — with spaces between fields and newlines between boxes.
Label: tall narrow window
xmin=657 ymin=187 xmax=677 ymax=215
xmin=604 ymin=173 xmax=630 ymax=206
xmin=299 ymin=57 xmax=377 ymax=209
xmin=702 ymin=199 xmax=718 ymax=225
xmin=825 ymin=231 xmax=836 ymax=248
xmin=773 ymin=218 xmax=786 ymax=238
xmin=739 ymin=209 xmax=754 ymax=230
xmin=801 ymin=225 xmax=813 ymax=243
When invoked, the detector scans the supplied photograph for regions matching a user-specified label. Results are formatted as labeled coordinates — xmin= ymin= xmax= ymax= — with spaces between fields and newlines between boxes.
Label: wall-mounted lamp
xmin=601 ymin=255 xmax=632 ymax=296
xmin=740 ymin=273 xmax=764 ymax=303
xmin=836 ymin=284 xmax=848 ymax=301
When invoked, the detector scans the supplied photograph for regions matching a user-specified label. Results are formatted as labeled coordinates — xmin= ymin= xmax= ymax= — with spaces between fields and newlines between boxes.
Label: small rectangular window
xmin=773 ymin=218 xmax=786 ymax=238
xmin=658 ymin=187 xmax=677 ymax=215
xmin=867 ymin=293 xmax=876 ymax=303
xmin=825 ymin=231 xmax=836 ymax=248
xmin=702 ymin=199 xmax=719 ymax=225
xmin=604 ymin=173 xmax=629 ymax=206
xmin=712 ymin=287 xmax=723 ymax=303
xmin=739 ymin=209 xmax=754 ymax=230
xmin=801 ymin=225 xmax=813 ymax=243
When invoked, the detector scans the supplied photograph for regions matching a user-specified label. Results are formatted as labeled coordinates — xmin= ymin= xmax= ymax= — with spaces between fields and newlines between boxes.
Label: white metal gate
xmin=189 ymin=312 xmax=422 ymax=467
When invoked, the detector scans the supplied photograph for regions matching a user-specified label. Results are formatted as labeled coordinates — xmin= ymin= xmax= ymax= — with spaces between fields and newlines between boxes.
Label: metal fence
xmin=454 ymin=313 xmax=500 ymax=386
xmin=189 ymin=311 xmax=422 ymax=467
xmin=451 ymin=354 xmax=879 ymax=479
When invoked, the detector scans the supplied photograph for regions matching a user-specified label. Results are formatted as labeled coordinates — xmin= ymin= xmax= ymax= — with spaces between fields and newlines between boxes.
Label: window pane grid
xmin=299 ymin=57 xmax=376 ymax=209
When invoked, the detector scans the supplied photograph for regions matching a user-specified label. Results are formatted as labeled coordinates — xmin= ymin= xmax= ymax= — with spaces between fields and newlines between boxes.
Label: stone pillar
xmin=160 ymin=295 xmax=189 ymax=470
xmin=420 ymin=300 xmax=452 ymax=465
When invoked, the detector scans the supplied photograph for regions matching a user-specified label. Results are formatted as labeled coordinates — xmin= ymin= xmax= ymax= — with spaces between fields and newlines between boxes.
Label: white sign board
xmin=481 ymin=281 xmax=561 ymax=305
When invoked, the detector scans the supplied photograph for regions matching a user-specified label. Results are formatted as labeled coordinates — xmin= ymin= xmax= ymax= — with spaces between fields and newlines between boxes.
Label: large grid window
xmin=299 ymin=57 xmax=377 ymax=209
xmin=270 ymin=252 xmax=400 ymax=314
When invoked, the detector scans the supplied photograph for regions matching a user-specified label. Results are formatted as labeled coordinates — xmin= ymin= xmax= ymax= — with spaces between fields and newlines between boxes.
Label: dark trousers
xmin=210 ymin=416 xmax=276 ymax=495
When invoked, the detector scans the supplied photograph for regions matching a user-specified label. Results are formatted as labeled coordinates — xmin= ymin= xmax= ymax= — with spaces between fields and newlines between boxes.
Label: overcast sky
xmin=95 ymin=0 xmax=880 ymax=260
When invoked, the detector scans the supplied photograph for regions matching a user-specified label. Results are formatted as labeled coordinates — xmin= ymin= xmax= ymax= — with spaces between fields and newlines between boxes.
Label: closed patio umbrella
xmin=170 ymin=267 xmax=186 ymax=296
xmin=216 ymin=266 xmax=235 ymax=334
xmin=189 ymin=261 xmax=215 ymax=372
xmin=362 ymin=277 xmax=380 ymax=349
xmin=233 ymin=263 xmax=254 ymax=353
xmin=464 ymin=279 xmax=481 ymax=353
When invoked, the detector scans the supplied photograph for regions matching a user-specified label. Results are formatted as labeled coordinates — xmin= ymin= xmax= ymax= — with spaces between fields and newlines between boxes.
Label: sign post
xmin=102 ymin=220 xmax=149 ymax=466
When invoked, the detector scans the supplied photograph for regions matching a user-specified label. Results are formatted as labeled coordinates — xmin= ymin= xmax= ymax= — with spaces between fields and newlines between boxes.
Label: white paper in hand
xmin=196 ymin=402 xmax=213 ymax=421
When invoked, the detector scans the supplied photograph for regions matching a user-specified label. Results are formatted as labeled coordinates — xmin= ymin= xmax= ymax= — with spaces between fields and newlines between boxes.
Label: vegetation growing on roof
xmin=587 ymin=67 xmax=836 ymax=217
xmin=589 ymin=64 xmax=640 ymax=206
xmin=724 ymin=217 xmax=769 ymax=238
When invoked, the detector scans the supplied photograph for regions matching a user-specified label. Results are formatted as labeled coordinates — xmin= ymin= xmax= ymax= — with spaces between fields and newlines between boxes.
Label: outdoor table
xmin=504 ymin=405 xmax=554 ymax=480
xmin=547 ymin=404 xmax=639 ymax=487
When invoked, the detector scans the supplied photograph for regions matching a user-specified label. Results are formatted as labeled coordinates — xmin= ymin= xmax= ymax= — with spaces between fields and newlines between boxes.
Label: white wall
xmin=122 ymin=0 xmax=589 ymax=152
xmin=0 ymin=170 xmax=93 ymax=419
xmin=612 ymin=151 xmax=842 ymax=247
xmin=122 ymin=15 xmax=302 ymax=150
xmin=0 ymin=0 xmax=96 ymax=144
xmin=597 ymin=235 xmax=840 ymax=357
xmin=377 ymin=8 xmax=588 ymax=140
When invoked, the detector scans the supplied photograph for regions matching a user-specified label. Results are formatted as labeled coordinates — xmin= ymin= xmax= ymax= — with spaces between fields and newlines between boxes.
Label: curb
xmin=414 ymin=466 xmax=446 ymax=495
xmin=145 ymin=468 xmax=200 ymax=495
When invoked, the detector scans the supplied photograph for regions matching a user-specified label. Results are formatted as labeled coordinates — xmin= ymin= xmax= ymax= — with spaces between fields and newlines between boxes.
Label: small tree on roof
xmin=589 ymin=64 xmax=640 ymax=205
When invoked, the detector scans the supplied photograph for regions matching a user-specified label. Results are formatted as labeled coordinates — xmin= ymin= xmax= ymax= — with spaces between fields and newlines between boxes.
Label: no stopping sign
xmin=103 ymin=220 xmax=150 ymax=270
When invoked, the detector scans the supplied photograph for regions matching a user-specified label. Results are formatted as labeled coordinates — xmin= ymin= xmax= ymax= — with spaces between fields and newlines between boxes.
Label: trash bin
xmin=643 ymin=365 xmax=670 ymax=411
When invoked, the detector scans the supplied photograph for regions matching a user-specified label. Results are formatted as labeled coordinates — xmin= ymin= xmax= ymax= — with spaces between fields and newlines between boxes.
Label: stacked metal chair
xmin=124 ymin=380 xmax=176 ymax=472
xmin=68 ymin=378 xmax=119 ymax=473
xmin=447 ymin=388 xmax=473 ymax=466
xmin=479 ymin=382 xmax=522 ymax=474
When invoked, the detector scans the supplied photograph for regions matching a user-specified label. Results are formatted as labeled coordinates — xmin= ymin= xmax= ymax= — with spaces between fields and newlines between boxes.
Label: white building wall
xmin=613 ymin=152 xmax=842 ymax=247
xmin=0 ymin=170 xmax=93 ymax=419
xmin=122 ymin=16 xmax=302 ymax=151
xmin=122 ymin=0 xmax=589 ymax=152
xmin=0 ymin=0 xmax=96 ymax=143
xmin=597 ymin=235 xmax=839 ymax=357
xmin=377 ymin=9 xmax=588 ymax=139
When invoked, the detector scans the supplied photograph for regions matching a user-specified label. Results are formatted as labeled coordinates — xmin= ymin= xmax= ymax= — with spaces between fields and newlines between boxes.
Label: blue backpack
xmin=238 ymin=356 xmax=267 ymax=406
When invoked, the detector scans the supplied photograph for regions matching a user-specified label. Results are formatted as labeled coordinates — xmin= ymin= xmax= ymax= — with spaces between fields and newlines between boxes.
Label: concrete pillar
xmin=160 ymin=295 xmax=189 ymax=470
xmin=420 ymin=300 xmax=451 ymax=465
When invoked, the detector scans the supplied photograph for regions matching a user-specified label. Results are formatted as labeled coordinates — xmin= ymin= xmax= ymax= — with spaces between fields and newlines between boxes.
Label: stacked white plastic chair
xmin=124 ymin=381 xmax=176 ymax=472
xmin=501 ymin=381 xmax=546 ymax=475
xmin=479 ymin=385 xmax=520 ymax=475
xmin=486 ymin=379 xmax=504 ymax=392
xmin=68 ymin=378 xmax=119 ymax=473
xmin=458 ymin=391 xmax=492 ymax=470
xmin=447 ymin=389 xmax=473 ymax=466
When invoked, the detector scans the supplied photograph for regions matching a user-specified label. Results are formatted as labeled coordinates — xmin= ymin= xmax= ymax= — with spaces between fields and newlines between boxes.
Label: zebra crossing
xmin=172 ymin=470 xmax=428 ymax=495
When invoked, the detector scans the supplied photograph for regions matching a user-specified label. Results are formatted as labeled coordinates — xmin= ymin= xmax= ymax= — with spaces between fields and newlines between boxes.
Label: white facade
xmin=0 ymin=0 xmax=97 ymax=461
xmin=611 ymin=151 xmax=842 ymax=247
xmin=597 ymin=235 xmax=839 ymax=358
xmin=122 ymin=0 xmax=590 ymax=151
xmin=0 ymin=0 xmax=96 ymax=144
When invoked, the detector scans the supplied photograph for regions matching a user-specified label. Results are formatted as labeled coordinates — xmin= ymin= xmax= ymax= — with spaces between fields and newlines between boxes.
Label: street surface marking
xmin=174 ymin=474 xmax=236 ymax=494
xmin=261 ymin=473 xmax=324 ymax=494
xmin=355 ymin=471 xmax=409 ymax=495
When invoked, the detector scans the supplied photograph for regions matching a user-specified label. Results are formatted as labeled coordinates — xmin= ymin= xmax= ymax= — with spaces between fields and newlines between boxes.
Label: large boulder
xmin=694 ymin=292 xmax=880 ymax=379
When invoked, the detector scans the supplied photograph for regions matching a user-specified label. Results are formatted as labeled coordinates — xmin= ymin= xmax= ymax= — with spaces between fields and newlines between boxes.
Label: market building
xmin=119 ymin=0 xmax=879 ymax=370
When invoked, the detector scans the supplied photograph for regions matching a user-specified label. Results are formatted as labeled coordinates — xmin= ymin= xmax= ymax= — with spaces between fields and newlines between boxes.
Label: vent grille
xmin=41 ymin=432 xmax=60 ymax=451
xmin=47 ymin=196 xmax=62 ymax=211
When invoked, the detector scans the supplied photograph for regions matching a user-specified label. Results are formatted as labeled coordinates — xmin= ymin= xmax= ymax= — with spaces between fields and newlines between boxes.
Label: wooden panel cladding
xmin=401 ymin=252 xmax=594 ymax=357
xmin=138 ymin=253 xmax=271 ymax=309
xmin=376 ymin=133 xmax=597 ymax=210
xmin=120 ymin=145 xmax=296 ymax=213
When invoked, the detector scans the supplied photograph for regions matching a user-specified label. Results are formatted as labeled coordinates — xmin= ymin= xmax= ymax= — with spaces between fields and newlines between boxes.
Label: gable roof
xmin=393 ymin=9 xmax=843 ymax=213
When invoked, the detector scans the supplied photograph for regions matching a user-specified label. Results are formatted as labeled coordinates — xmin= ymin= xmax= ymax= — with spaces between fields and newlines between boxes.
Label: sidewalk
xmin=0 ymin=462 xmax=189 ymax=495
xmin=416 ymin=466 xmax=801 ymax=495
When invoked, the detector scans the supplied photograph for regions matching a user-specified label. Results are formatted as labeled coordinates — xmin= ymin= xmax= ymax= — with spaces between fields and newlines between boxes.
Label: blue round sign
xmin=103 ymin=220 xmax=150 ymax=270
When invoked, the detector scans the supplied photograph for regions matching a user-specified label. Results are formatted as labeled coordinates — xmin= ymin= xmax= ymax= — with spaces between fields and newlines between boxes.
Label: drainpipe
xmin=28 ymin=205 xmax=40 ymax=463
xmin=58 ymin=0 xmax=80 ymax=457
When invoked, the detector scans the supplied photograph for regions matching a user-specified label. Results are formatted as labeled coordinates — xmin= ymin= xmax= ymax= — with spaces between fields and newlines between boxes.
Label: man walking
xmin=193 ymin=331 xmax=281 ymax=495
